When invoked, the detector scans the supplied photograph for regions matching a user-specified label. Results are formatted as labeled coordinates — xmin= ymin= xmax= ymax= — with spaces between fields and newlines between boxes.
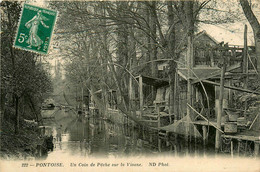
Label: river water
xmin=40 ymin=107 xmax=250 ymax=160
xmin=40 ymin=107 xmax=161 ymax=160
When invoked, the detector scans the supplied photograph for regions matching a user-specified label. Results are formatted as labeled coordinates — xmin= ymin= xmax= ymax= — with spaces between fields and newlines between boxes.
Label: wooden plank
xmin=202 ymin=80 xmax=260 ymax=95
xmin=160 ymin=113 xmax=174 ymax=117
xmin=222 ymin=135 xmax=259 ymax=142
xmin=249 ymin=113 xmax=259 ymax=130
xmin=142 ymin=115 xmax=158 ymax=118
xmin=147 ymin=113 xmax=173 ymax=117
xmin=140 ymin=120 xmax=158 ymax=123
xmin=192 ymin=120 xmax=225 ymax=126
xmin=159 ymin=132 xmax=167 ymax=136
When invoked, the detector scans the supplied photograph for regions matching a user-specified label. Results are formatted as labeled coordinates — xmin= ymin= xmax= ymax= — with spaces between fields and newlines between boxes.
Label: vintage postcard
xmin=1 ymin=0 xmax=260 ymax=172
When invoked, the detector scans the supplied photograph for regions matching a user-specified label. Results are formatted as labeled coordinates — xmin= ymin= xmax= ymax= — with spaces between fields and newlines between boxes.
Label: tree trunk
xmin=185 ymin=1 xmax=195 ymax=120
xmin=28 ymin=95 xmax=39 ymax=123
xmin=149 ymin=1 xmax=158 ymax=101
xmin=240 ymin=0 xmax=260 ymax=74
xmin=116 ymin=2 xmax=129 ymax=109
xmin=150 ymin=1 xmax=158 ymax=78
xmin=1 ymin=89 xmax=6 ymax=122
xmin=167 ymin=1 xmax=176 ymax=122
xmin=184 ymin=0 xmax=195 ymax=155
xmin=14 ymin=95 xmax=19 ymax=134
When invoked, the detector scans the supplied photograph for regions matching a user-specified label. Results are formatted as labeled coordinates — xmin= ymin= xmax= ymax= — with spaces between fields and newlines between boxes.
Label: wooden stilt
xmin=157 ymin=104 xmax=161 ymax=152
xmin=186 ymin=32 xmax=193 ymax=156
xmin=215 ymin=54 xmax=226 ymax=153
xmin=142 ymin=126 xmax=145 ymax=139
xmin=254 ymin=141 xmax=259 ymax=157
xmin=194 ymin=125 xmax=197 ymax=156
xmin=202 ymin=126 xmax=207 ymax=143
xmin=166 ymin=131 xmax=170 ymax=147
xmin=158 ymin=138 xmax=162 ymax=152
xmin=244 ymin=141 xmax=248 ymax=156
xmin=231 ymin=140 xmax=234 ymax=158
xmin=174 ymin=71 xmax=178 ymax=122
xmin=174 ymin=144 xmax=177 ymax=156
xmin=149 ymin=134 xmax=153 ymax=143
xmin=139 ymin=75 xmax=143 ymax=115
xmin=202 ymin=125 xmax=207 ymax=155
xmin=243 ymin=25 xmax=248 ymax=113
xmin=238 ymin=139 xmax=241 ymax=157
xmin=174 ymin=132 xmax=178 ymax=156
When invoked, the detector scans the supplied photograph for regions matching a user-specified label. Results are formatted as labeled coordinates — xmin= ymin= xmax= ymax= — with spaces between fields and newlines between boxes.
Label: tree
xmin=1 ymin=1 xmax=53 ymax=134
xmin=240 ymin=0 xmax=260 ymax=74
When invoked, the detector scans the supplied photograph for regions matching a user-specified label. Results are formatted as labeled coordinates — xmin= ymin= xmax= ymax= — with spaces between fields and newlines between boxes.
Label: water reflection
xmin=41 ymin=108 xmax=216 ymax=160
xmin=41 ymin=108 xmax=150 ymax=159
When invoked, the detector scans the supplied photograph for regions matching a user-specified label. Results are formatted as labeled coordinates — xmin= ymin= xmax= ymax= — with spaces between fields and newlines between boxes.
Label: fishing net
xmin=159 ymin=114 xmax=202 ymax=138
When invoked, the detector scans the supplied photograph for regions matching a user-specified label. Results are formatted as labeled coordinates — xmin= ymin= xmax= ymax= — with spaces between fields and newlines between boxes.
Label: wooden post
xmin=174 ymin=71 xmax=178 ymax=122
xmin=202 ymin=125 xmax=207 ymax=154
xmin=254 ymin=141 xmax=259 ymax=157
xmin=142 ymin=126 xmax=145 ymax=139
xmin=231 ymin=140 xmax=234 ymax=158
xmin=202 ymin=125 xmax=208 ymax=146
xmin=166 ymin=131 xmax=170 ymax=147
xmin=243 ymin=25 xmax=248 ymax=111
xmin=215 ymin=55 xmax=226 ymax=153
xmin=243 ymin=25 xmax=248 ymax=86
xmin=244 ymin=141 xmax=248 ymax=156
xmin=157 ymin=103 xmax=161 ymax=128
xmin=139 ymin=75 xmax=143 ymax=114
xmin=210 ymin=51 xmax=214 ymax=67
xmin=158 ymin=138 xmax=162 ymax=152
xmin=238 ymin=139 xmax=241 ymax=157
xmin=228 ymin=80 xmax=233 ymax=106
xmin=81 ymin=84 xmax=84 ymax=115
xmin=186 ymin=33 xmax=193 ymax=155
xmin=129 ymin=76 xmax=133 ymax=108
xmin=194 ymin=125 xmax=198 ymax=156
xmin=157 ymin=104 xmax=162 ymax=152
xmin=187 ymin=35 xmax=193 ymax=120
xmin=174 ymin=143 xmax=178 ymax=156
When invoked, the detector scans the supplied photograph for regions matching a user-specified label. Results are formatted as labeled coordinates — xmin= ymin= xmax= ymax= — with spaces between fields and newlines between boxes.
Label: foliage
xmin=1 ymin=1 xmax=53 ymax=132
xmin=48 ymin=1 xmax=247 ymax=114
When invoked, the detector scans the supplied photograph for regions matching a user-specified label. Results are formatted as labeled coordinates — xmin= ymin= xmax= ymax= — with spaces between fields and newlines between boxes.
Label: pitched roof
xmin=178 ymin=67 xmax=220 ymax=81
xmin=195 ymin=30 xmax=219 ymax=44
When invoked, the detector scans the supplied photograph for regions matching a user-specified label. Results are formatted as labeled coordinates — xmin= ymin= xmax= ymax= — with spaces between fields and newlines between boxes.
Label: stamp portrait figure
xmin=25 ymin=10 xmax=49 ymax=50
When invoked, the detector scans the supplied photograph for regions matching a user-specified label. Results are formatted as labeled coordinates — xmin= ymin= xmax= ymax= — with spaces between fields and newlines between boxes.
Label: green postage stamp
xmin=14 ymin=3 xmax=57 ymax=54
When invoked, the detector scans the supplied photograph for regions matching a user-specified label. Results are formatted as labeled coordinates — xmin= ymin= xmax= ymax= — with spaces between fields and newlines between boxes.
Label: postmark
xmin=14 ymin=3 xmax=58 ymax=54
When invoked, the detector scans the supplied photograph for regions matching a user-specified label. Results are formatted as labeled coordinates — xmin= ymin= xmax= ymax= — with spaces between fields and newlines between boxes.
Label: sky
xmin=198 ymin=0 xmax=260 ymax=46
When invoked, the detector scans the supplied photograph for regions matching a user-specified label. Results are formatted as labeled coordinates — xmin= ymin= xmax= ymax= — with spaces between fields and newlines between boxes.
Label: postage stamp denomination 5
xmin=14 ymin=3 xmax=57 ymax=54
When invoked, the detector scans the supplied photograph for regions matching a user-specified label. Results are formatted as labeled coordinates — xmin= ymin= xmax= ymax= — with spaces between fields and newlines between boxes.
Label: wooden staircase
xmin=140 ymin=101 xmax=174 ymax=152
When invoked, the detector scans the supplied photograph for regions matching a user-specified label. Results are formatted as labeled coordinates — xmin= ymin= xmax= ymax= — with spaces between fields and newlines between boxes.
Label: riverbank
xmin=0 ymin=120 xmax=43 ymax=160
